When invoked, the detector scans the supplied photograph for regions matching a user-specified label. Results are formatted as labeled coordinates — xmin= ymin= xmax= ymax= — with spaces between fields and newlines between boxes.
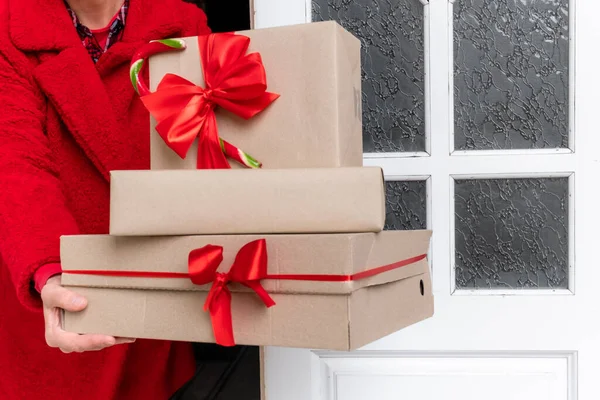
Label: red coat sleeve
xmin=0 ymin=52 xmax=80 ymax=310
xmin=33 ymin=263 xmax=63 ymax=293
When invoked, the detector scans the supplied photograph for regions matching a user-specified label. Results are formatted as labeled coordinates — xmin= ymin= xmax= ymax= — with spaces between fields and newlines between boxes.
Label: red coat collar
xmin=9 ymin=0 xmax=189 ymax=52
xmin=8 ymin=0 xmax=205 ymax=180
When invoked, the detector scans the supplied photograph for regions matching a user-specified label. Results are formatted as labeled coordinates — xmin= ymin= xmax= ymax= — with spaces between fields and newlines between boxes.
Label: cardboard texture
xmin=61 ymin=230 xmax=433 ymax=350
xmin=148 ymin=21 xmax=362 ymax=170
xmin=109 ymin=167 xmax=385 ymax=236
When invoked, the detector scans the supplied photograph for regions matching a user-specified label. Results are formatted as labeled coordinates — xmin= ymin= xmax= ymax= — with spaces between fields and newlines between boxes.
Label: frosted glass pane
xmin=313 ymin=0 xmax=426 ymax=153
xmin=454 ymin=0 xmax=569 ymax=150
xmin=455 ymin=178 xmax=569 ymax=289
xmin=385 ymin=181 xmax=427 ymax=230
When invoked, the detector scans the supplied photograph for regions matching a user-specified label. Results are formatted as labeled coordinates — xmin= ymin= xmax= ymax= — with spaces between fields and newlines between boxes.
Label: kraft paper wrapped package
xmin=141 ymin=21 xmax=362 ymax=170
xmin=61 ymin=230 xmax=433 ymax=350
xmin=59 ymin=21 xmax=437 ymax=352
xmin=109 ymin=167 xmax=385 ymax=236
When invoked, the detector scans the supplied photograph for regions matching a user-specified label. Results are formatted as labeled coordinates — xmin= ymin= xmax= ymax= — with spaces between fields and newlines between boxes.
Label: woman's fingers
xmin=41 ymin=277 xmax=136 ymax=352
xmin=50 ymin=328 xmax=117 ymax=353
xmin=45 ymin=320 xmax=134 ymax=353
xmin=114 ymin=338 xmax=137 ymax=345
xmin=42 ymin=307 xmax=113 ymax=352
xmin=41 ymin=280 xmax=87 ymax=312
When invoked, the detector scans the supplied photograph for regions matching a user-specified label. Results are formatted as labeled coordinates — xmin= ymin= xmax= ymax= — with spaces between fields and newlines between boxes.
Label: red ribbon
xmin=140 ymin=33 xmax=279 ymax=169
xmin=187 ymin=239 xmax=275 ymax=346
xmin=66 ymin=241 xmax=426 ymax=347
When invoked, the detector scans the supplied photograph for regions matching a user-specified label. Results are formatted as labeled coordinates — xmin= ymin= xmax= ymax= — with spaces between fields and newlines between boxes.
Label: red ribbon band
xmin=66 ymin=240 xmax=426 ymax=346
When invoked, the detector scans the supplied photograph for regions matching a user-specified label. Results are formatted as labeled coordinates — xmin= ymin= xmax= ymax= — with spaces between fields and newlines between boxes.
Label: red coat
xmin=0 ymin=0 xmax=211 ymax=398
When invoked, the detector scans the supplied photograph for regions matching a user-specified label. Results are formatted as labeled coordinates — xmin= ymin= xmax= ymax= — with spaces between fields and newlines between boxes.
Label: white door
xmin=253 ymin=0 xmax=599 ymax=399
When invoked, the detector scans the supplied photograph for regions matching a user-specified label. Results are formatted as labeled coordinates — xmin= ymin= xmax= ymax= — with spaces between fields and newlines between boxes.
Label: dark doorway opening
xmin=172 ymin=2 xmax=260 ymax=400
xmin=186 ymin=0 xmax=251 ymax=32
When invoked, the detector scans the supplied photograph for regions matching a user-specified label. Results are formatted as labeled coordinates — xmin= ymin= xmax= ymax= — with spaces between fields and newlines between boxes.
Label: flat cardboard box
xmin=109 ymin=167 xmax=385 ymax=236
xmin=149 ymin=21 xmax=362 ymax=170
xmin=61 ymin=230 xmax=433 ymax=350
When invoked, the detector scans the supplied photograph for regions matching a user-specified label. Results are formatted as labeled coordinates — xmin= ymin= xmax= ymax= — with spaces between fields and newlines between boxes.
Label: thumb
xmin=43 ymin=284 xmax=87 ymax=312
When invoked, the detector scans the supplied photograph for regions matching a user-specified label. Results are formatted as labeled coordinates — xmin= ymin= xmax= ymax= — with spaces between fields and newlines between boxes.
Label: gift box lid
xmin=61 ymin=231 xmax=431 ymax=295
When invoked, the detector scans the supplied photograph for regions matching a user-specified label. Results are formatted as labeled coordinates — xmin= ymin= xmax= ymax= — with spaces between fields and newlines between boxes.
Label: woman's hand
xmin=41 ymin=276 xmax=135 ymax=353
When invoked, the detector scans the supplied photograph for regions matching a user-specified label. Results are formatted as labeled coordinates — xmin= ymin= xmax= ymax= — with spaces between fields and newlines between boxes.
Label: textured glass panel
xmin=384 ymin=181 xmax=427 ymax=230
xmin=455 ymin=178 xmax=569 ymax=289
xmin=454 ymin=0 xmax=569 ymax=150
xmin=313 ymin=0 xmax=426 ymax=153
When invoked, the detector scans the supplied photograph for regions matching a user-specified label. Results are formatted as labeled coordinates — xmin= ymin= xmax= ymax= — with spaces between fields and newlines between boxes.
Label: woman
xmin=0 ymin=0 xmax=211 ymax=398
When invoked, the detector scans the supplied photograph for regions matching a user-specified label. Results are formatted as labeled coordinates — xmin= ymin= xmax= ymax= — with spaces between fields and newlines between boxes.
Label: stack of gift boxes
xmin=60 ymin=21 xmax=433 ymax=351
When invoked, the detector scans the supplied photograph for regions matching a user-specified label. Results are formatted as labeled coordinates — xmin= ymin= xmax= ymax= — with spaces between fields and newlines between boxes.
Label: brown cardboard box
xmin=61 ymin=230 xmax=433 ymax=350
xmin=109 ymin=167 xmax=385 ymax=236
xmin=148 ymin=21 xmax=362 ymax=170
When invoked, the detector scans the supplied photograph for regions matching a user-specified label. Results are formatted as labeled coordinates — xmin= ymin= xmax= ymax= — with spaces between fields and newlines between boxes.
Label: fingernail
xmin=71 ymin=296 xmax=85 ymax=307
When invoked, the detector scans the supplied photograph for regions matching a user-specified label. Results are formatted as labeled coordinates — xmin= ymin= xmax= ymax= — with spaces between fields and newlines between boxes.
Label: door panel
xmin=254 ymin=0 xmax=600 ymax=398
xmin=319 ymin=354 xmax=573 ymax=400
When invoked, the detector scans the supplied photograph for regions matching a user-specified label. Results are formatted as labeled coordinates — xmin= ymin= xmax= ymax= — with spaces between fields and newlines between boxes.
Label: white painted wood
xmin=252 ymin=0 xmax=308 ymax=28
xmin=254 ymin=0 xmax=600 ymax=398
xmin=364 ymin=151 xmax=429 ymax=159
xmin=318 ymin=353 xmax=574 ymax=400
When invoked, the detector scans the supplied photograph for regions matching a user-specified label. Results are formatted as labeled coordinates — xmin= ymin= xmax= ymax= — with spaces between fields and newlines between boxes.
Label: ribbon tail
xmin=244 ymin=281 xmax=276 ymax=308
xmin=154 ymin=114 xmax=198 ymax=159
xmin=207 ymin=287 xmax=235 ymax=347
xmin=255 ymin=91 xmax=280 ymax=115
xmin=197 ymin=111 xmax=231 ymax=169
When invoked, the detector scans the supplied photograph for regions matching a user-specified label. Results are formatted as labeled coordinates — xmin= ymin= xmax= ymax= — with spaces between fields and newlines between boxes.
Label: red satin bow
xmin=140 ymin=33 xmax=279 ymax=169
xmin=188 ymin=239 xmax=275 ymax=346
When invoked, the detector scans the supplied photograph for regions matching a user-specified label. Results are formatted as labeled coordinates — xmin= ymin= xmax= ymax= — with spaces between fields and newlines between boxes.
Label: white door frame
xmin=253 ymin=0 xmax=600 ymax=398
